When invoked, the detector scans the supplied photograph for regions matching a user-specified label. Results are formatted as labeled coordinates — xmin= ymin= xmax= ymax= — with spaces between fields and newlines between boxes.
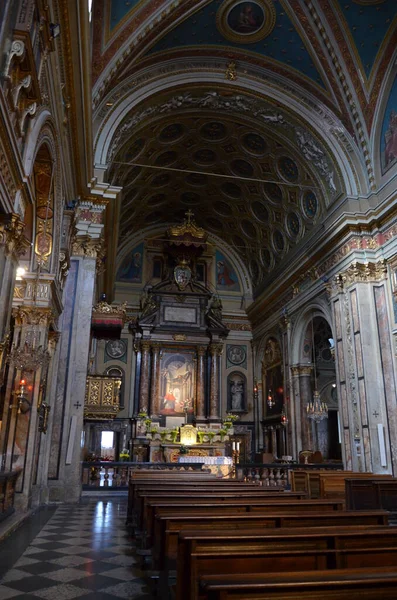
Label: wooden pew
xmin=132 ymin=490 xmax=307 ymax=532
xmin=346 ymin=478 xmax=397 ymax=512
xmin=199 ymin=567 xmax=397 ymax=600
xmin=153 ymin=509 xmax=389 ymax=572
xmin=140 ymin=496 xmax=334 ymax=542
xmin=175 ymin=527 xmax=397 ymax=600
xmin=291 ymin=470 xmax=393 ymax=499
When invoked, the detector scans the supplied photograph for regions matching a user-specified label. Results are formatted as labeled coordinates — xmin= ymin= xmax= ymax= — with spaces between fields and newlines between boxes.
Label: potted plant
xmin=119 ymin=449 xmax=130 ymax=461
xmin=218 ymin=428 xmax=228 ymax=442
xmin=170 ymin=428 xmax=179 ymax=443
xmin=207 ymin=430 xmax=216 ymax=444
xmin=160 ymin=429 xmax=169 ymax=442
xmin=197 ymin=430 xmax=206 ymax=444
xmin=144 ymin=417 xmax=152 ymax=432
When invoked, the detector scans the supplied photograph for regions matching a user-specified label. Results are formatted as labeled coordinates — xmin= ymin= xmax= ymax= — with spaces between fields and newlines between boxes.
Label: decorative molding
xmin=291 ymin=365 xmax=313 ymax=377
xmin=71 ymin=235 xmax=104 ymax=259
xmin=330 ymin=260 xmax=388 ymax=296
xmin=12 ymin=306 xmax=54 ymax=326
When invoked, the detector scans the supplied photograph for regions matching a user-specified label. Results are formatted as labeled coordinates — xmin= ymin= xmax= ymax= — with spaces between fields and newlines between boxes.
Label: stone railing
xmin=236 ymin=462 xmax=343 ymax=487
xmin=81 ymin=461 xmax=205 ymax=489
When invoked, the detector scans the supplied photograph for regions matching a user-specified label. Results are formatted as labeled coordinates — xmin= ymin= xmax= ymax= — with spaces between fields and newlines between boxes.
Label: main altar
xmin=129 ymin=213 xmax=234 ymax=461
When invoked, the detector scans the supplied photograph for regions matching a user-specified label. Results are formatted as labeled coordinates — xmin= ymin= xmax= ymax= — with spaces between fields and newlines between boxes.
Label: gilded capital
xmin=151 ymin=342 xmax=161 ymax=354
xmin=197 ymin=345 xmax=207 ymax=357
xmin=209 ymin=343 xmax=223 ymax=356
xmin=12 ymin=306 xmax=54 ymax=326
xmin=334 ymin=260 xmax=387 ymax=291
xmin=291 ymin=365 xmax=312 ymax=377
xmin=0 ymin=213 xmax=30 ymax=259
xmin=71 ymin=235 xmax=104 ymax=259
xmin=141 ymin=340 xmax=151 ymax=353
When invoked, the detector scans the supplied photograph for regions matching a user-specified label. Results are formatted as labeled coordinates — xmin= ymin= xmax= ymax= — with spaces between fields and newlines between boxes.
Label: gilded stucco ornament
xmin=0 ymin=213 xmax=29 ymax=259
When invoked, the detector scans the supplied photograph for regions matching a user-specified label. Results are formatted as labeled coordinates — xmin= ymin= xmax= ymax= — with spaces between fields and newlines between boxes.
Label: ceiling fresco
xmin=147 ymin=0 xmax=325 ymax=88
xmin=109 ymin=0 xmax=141 ymax=32
xmin=110 ymin=108 xmax=326 ymax=293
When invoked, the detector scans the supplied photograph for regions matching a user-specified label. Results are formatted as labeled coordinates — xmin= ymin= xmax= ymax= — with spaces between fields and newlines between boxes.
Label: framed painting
xmin=159 ymin=350 xmax=196 ymax=415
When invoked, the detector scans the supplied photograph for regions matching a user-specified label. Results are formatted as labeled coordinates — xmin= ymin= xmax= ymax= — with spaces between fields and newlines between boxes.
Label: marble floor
xmin=0 ymin=497 xmax=155 ymax=600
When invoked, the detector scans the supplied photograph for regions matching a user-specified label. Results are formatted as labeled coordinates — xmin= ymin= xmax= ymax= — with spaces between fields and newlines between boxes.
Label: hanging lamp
xmin=306 ymin=316 xmax=328 ymax=422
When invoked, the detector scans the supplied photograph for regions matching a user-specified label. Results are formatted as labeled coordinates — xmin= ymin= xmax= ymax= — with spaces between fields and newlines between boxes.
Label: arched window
xmin=105 ymin=366 xmax=124 ymax=409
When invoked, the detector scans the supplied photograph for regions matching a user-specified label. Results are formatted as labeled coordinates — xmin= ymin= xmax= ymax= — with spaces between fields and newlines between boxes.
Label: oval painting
xmin=227 ymin=2 xmax=265 ymax=36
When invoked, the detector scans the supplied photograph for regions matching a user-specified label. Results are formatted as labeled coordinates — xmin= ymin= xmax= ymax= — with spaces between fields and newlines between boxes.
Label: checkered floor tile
xmin=0 ymin=499 xmax=154 ymax=599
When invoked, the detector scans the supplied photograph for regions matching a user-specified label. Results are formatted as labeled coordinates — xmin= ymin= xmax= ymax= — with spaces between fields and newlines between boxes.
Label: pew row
xmin=199 ymin=567 xmax=397 ymax=600
xmin=291 ymin=470 xmax=393 ymax=498
xmin=176 ymin=527 xmax=397 ymax=600
xmin=153 ymin=509 xmax=389 ymax=572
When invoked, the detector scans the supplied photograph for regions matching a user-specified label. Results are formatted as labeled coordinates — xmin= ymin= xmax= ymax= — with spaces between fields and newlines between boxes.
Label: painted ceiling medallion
xmin=217 ymin=0 xmax=276 ymax=44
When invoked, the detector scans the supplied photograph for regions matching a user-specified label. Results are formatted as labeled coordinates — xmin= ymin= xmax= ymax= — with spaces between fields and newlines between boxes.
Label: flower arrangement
xmin=171 ymin=427 xmax=179 ymax=443
xmin=207 ymin=430 xmax=216 ymax=443
xmin=218 ymin=428 xmax=228 ymax=441
xmin=119 ymin=449 xmax=130 ymax=461
xmin=160 ymin=429 xmax=169 ymax=441
xmin=197 ymin=430 xmax=206 ymax=444
xmin=226 ymin=413 xmax=240 ymax=423
xmin=144 ymin=417 xmax=152 ymax=431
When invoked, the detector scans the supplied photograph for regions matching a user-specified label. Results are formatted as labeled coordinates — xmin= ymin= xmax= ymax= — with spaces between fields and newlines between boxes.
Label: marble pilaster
xmin=47 ymin=253 xmax=97 ymax=503
xmin=196 ymin=345 xmax=207 ymax=419
xmin=150 ymin=343 xmax=161 ymax=416
xmin=209 ymin=343 xmax=223 ymax=420
xmin=139 ymin=341 xmax=151 ymax=413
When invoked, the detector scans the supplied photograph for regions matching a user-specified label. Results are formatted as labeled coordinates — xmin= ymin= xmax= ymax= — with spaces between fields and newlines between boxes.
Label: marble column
xmin=209 ymin=343 xmax=223 ymax=420
xmin=196 ymin=345 xmax=207 ymax=419
xmin=150 ymin=343 xmax=161 ymax=416
xmin=139 ymin=341 xmax=151 ymax=413
xmin=291 ymin=365 xmax=314 ymax=452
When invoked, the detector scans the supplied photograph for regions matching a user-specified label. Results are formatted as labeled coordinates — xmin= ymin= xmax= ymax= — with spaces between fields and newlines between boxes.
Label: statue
xmin=139 ymin=290 xmax=157 ymax=319
xmin=230 ymin=379 xmax=244 ymax=411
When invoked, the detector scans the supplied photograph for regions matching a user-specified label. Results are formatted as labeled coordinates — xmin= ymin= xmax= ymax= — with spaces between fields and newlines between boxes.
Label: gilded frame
xmin=216 ymin=0 xmax=276 ymax=45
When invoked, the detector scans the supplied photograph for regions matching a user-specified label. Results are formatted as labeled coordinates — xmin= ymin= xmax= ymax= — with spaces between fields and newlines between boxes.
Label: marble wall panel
xmin=334 ymin=299 xmax=342 ymax=339
xmin=350 ymin=289 xmax=359 ymax=333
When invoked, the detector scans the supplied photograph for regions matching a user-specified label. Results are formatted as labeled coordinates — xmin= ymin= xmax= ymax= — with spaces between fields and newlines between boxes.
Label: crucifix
xmin=74 ymin=401 xmax=82 ymax=410
xmin=185 ymin=209 xmax=194 ymax=223
xmin=372 ymin=410 xmax=379 ymax=418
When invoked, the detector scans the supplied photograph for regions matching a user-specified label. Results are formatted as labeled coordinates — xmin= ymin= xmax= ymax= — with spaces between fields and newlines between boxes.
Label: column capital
xmin=71 ymin=235 xmax=104 ymax=259
xmin=0 ymin=213 xmax=30 ymax=260
xmin=151 ymin=342 xmax=161 ymax=354
xmin=12 ymin=306 xmax=54 ymax=326
xmin=291 ymin=365 xmax=312 ymax=377
xmin=141 ymin=340 xmax=151 ymax=353
xmin=209 ymin=342 xmax=223 ymax=356
xmin=331 ymin=259 xmax=388 ymax=295
xmin=197 ymin=345 xmax=207 ymax=357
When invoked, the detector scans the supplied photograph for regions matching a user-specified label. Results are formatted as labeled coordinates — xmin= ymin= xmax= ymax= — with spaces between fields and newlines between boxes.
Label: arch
xmin=115 ymin=223 xmax=252 ymax=299
xmin=371 ymin=50 xmax=397 ymax=186
xmin=93 ymin=69 xmax=366 ymax=197
xmin=290 ymin=299 xmax=334 ymax=366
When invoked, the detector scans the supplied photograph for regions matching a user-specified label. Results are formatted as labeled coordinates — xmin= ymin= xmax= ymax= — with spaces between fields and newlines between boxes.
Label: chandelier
xmin=7 ymin=331 xmax=50 ymax=371
xmin=7 ymin=328 xmax=50 ymax=371
xmin=306 ymin=316 xmax=328 ymax=422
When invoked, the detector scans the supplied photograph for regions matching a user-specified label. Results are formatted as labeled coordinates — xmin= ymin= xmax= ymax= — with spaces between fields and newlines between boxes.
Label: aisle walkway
xmin=0 ymin=498 xmax=153 ymax=599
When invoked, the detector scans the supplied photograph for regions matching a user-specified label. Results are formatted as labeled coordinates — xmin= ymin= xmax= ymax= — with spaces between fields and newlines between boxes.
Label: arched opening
xmin=304 ymin=315 xmax=341 ymax=462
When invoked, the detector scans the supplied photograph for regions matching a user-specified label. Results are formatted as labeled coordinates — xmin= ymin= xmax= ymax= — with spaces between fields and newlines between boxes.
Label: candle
xmin=236 ymin=441 xmax=240 ymax=451
xmin=232 ymin=442 xmax=236 ymax=450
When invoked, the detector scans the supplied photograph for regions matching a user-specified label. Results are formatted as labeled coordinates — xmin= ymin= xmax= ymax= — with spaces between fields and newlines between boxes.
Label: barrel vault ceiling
xmin=91 ymin=0 xmax=397 ymax=297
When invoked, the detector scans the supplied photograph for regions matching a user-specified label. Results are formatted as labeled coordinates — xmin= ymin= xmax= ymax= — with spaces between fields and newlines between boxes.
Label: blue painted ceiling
xmin=147 ymin=0 xmax=325 ymax=88
xmin=335 ymin=0 xmax=396 ymax=77
xmin=109 ymin=0 xmax=141 ymax=32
